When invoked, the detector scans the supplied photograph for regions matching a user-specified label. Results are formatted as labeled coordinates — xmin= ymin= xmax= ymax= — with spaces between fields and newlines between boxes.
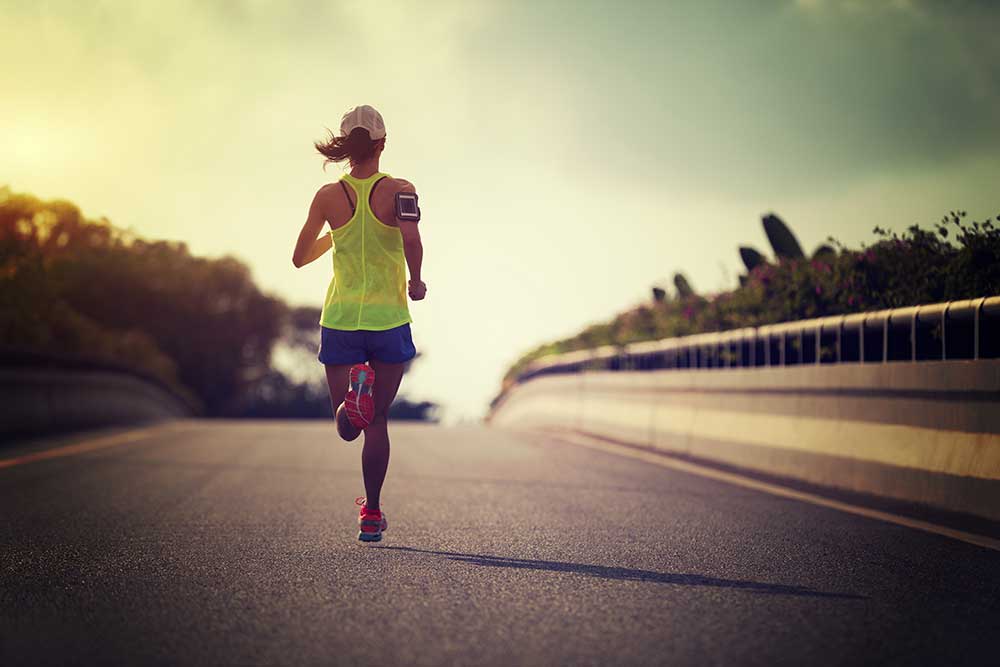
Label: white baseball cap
xmin=340 ymin=105 xmax=386 ymax=140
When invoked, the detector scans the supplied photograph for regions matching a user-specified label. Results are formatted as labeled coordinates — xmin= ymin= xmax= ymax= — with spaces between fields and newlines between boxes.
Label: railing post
xmin=883 ymin=310 xmax=890 ymax=363
xmin=942 ymin=302 xmax=950 ymax=361
xmin=974 ymin=297 xmax=987 ymax=360
xmin=779 ymin=332 xmax=786 ymax=367
xmin=815 ymin=323 xmax=821 ymax=365
xmin=859 ymin=316 xmax=866 ymax=365
xmin=835 ymin=317 xmax=842 ymax=363
xmin=911 ymin=307 xmax=919 ymax=362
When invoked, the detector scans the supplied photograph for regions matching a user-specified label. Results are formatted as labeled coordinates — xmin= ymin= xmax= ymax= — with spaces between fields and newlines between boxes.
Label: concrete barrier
xmin=490 ymin=360 xmax=1000 ymax=523
xmin=1 ymin=368 xmax=193 ymax=439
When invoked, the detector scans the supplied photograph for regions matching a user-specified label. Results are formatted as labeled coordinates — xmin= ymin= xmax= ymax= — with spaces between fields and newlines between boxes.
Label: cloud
xmin=471 ymin=0 xmax=1000 ymax=195
xmin=786 ymin=0 xmax=1000 ymax=164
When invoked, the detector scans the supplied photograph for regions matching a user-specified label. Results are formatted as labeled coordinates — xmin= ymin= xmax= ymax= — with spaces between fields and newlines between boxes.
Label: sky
xmin=3 ymin=0 xmax=998 ymax=420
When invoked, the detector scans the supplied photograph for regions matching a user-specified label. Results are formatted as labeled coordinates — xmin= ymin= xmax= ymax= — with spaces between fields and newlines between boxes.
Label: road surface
xmin=2 ymin=421 xmax=998 ymax=666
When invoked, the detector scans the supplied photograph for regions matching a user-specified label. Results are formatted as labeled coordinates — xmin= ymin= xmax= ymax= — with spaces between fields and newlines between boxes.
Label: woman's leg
xmin=324 ymin=364 xmax=356 ymax=440
xmin=360 ymin=360 xmax=406 ymax=510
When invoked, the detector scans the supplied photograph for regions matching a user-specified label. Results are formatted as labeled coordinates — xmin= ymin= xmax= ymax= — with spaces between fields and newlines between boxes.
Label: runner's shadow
xmin=374 ymin=545 xmax=864 ymax=600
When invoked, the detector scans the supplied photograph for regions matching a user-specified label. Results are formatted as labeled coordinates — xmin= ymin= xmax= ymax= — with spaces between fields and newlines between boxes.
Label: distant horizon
xmin=3 ymin=0 xmax=998 ymax=419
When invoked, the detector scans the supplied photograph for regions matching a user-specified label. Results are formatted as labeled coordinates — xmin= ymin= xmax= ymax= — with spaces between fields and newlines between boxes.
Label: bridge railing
xmin=516 ymin=296 xmax=1000 ymax=383
xmin=1 ymin=347 xmax=198 ymax=438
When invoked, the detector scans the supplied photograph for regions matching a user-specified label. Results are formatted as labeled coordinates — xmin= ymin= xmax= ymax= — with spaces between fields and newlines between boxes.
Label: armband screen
xmin=395 ymin=192 xmax=420 ymax=222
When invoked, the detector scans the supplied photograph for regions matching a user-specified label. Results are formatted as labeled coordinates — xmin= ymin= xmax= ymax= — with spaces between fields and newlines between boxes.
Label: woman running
xmin=292 ymin=104 xmax=425 ymax=543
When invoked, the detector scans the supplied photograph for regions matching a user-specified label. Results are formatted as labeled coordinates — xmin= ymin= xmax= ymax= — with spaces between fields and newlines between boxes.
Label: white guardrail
xmin=515 ymin=296 xmax=1000 ymax=383
xmin=493 ymin=296 xmax=1000 ymax=523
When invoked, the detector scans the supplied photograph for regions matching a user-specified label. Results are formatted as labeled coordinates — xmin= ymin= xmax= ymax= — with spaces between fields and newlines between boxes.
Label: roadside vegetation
xmin=0 ymin=187 xmax=437 ymax=420
xmin=503 ymin=210 xmax=1000 ymax=389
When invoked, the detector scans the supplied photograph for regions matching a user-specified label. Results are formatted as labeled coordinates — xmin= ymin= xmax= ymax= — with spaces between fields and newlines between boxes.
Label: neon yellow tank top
xmin=320 ymin=172 xmax=412 ymax=331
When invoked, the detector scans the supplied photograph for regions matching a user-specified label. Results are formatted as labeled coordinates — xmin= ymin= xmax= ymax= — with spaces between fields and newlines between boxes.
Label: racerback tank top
xmin=319 ymin=172 xmax=412 ymax=331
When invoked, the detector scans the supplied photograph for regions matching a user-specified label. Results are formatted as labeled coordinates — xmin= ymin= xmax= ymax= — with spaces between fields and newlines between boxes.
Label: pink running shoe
xmin=356 ymin=496 xmax=387 ymax=542
xmin=344 ymin=363 xmax=375 ymax=429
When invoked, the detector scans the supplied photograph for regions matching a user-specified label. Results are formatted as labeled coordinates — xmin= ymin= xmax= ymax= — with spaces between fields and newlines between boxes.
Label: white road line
xmin=539 ymin=429 xmax=1000 ymax=553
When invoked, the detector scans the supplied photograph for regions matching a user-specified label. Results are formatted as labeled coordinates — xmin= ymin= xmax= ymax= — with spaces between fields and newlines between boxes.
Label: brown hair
xmin=314 ymin=127 xmax=382 ymax=168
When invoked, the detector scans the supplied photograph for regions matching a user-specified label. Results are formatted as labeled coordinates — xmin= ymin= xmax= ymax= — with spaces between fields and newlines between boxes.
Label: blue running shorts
xmin=318 ymin=323 xmax=416 ymax=365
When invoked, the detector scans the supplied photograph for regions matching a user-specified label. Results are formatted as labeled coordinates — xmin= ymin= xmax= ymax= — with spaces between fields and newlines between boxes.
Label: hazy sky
xmin=3 ymin=0 xmax=998 ymax=419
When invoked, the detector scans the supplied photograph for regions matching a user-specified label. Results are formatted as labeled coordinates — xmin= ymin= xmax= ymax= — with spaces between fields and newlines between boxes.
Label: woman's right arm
xmin=292 ymin=188 xmax=332 ymax=268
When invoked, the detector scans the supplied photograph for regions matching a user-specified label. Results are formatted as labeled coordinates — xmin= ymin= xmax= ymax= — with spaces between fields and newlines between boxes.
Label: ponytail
xmin=314 ymin=127 xmax=381 ymax=168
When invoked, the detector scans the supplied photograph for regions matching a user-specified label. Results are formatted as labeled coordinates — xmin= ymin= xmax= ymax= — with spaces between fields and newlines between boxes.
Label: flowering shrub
xmin=503 ymin=211 xmax=1000 ymax=387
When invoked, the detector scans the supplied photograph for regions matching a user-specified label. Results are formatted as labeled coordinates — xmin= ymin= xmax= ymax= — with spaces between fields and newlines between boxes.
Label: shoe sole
xmin=345 ymin=364 xmax=376 ymax=429
xmin=336 ymin=405 xmax=362 ymax=442
xmin=357 ymin=513 xmax=387 ymax=542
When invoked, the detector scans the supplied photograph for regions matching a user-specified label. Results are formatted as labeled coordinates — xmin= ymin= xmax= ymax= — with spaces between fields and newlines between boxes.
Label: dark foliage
xmin=0 ymin=188 xmax=285 ymax=414
xmin=503 ymin=210 xmax=1000 ymax=388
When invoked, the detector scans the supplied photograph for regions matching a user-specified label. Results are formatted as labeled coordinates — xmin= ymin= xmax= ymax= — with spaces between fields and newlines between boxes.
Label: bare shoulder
xmin=311 ymin=182 xmax=354 ymax=227
xmin=386 ymin=177 xmax=416 ymax=194
xmin=310 ymin=183 xmax=336 ymax=206
xmin=316 ymin=182 xmax=341 ymax=198
xmin=371 ymin=177 xmax=417 ymax=225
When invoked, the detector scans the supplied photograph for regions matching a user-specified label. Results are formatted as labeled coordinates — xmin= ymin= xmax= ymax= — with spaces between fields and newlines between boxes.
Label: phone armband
xmin=395 ymin=192 xmax=421 ymax=222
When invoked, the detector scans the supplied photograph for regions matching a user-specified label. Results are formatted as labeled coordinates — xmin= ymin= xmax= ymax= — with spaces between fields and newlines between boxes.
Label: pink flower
xmin=815 ymin=286 xmax=822 ymax=296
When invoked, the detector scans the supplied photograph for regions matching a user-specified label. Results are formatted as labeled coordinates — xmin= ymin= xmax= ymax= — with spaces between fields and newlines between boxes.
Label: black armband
xmin=395 ymin=192 xmax=420 ymax=222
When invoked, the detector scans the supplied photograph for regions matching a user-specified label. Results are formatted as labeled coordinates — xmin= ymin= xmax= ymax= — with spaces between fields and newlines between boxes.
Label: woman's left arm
xmin=292 ymin=188 xmax=333 ymax=268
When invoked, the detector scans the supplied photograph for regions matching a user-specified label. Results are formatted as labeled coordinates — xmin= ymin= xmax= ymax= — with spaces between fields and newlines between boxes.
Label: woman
xmin=292 ymin=104 xmax=426 ymax=543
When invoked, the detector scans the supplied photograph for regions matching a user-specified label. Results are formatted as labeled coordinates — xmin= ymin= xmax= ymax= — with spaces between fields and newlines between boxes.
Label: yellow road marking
xmin=0 ymin=422 xmax=184 ymax=470
xmin=540 ymin=429 xmax=1000 ymax=553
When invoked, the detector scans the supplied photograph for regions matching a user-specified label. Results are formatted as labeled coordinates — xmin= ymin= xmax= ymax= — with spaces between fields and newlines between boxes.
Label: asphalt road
xmin=2 ymin=420 xmax=998 ymax=666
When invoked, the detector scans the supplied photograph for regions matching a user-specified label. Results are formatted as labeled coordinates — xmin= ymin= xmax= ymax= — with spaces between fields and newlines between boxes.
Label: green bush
xmin=502 ymin=211 xmax=1000 ymax=389
xmin=0 ymin=187 xmax=285 ymax=414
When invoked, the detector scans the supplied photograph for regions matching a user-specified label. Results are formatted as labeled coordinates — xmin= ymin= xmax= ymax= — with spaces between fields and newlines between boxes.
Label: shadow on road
xmin=375 ymin=546 xmax=864 ymax=600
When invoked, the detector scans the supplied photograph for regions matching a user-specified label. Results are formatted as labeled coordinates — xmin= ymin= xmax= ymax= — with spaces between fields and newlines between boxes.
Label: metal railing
xmin=516 ymin=296 xmax=1000 ymax=383
xmin=0 ymin=346 xmax=200 ymax=413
